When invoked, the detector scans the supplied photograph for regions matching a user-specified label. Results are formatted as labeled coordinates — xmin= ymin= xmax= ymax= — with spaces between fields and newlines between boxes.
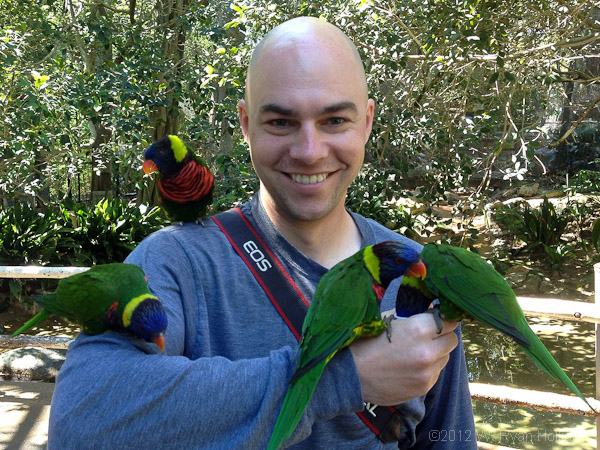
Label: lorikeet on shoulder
xmin=143 ymin=135 xmax=214 ymax=223
xmin=398 ymin=242 xmax=594 ymax=412
xmin=267 ymin=241 xmax=426 ymax=450
xmin=12 ymin=263 xmax=168 ymax=352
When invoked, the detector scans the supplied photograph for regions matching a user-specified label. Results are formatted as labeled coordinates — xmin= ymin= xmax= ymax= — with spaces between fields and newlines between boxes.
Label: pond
xmin=463 ymin=317 xmax=597 ymax=449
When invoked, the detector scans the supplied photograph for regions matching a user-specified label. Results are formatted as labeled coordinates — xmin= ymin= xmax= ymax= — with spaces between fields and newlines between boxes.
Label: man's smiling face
xmin=239 ymin=18 xmax=374 ymax=225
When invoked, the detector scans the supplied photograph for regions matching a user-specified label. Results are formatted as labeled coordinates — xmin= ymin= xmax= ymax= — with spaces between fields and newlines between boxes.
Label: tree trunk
xmin=555 ymin=79 xmax=574 ymax=172
xmin=88 ymin=2 xmax=114 ymax=200
xmin=149 ymin=0 xmax=189 ymax=140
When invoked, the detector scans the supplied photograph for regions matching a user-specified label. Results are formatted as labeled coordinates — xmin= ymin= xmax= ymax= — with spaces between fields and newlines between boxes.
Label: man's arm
xmin=47 ymin=229 xmax=365 ymax=449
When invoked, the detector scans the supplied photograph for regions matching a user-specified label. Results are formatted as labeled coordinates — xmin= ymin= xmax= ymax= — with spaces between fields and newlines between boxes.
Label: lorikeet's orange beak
xmin=153 ymin=334 xmax=166 ymax=353
xmin=406 ymin=260 xmax=427 ymax=280
xmin=143 ymin=160 xmax=159 ymax=175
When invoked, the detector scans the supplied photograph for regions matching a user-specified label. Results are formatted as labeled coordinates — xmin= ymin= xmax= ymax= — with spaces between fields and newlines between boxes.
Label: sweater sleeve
xmin=47 ymin=228 xmax=365 ymax=449
xmin=411 ymin=325 xmax=477 ymax=449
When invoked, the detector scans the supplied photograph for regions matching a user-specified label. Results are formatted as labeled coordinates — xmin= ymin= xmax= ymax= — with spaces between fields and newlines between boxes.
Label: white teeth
xmin=291 ymin=173 xmax=328 ymax=184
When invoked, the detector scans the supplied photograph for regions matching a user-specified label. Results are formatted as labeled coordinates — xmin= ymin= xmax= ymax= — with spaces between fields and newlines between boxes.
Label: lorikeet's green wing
xmin=294 ymin=255 xmax=385 ymax=379
xmin=11 ymin=269 xmax=116 ymax=336
xmin=267 ymin=251 xmax=383 ymax=450
xmin=12 ymin=264 xmax=168 ymax=352
xmin=421 ymin=243 xmax=594 ymax=411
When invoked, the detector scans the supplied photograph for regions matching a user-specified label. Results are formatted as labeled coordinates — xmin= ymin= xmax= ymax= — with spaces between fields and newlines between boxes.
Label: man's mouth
xmin=290 ymin=173 xmax=329 ymax=185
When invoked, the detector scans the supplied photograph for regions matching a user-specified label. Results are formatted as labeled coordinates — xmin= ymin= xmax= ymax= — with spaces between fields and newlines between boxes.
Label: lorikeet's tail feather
xmin=11 ymin=309 xmax=52 ymax=337
xmin=267 ymin=361 xmax=326 ymax=450
xmin=521 ymin=328 xmax=596 ymax=412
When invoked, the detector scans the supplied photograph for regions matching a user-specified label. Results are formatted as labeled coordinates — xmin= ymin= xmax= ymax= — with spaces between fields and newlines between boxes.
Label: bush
xmin=346 ymin=165 xmax=417 ymax=236
xmin=63 ymin=198 xmax=166 ymax=264
xmin=0 ymin=198 xmax=166 ymax=267
xmin=493 ymin=196 xmax=575 ymax=266
xmin=0 ymin=202 xmax=78 ymax=265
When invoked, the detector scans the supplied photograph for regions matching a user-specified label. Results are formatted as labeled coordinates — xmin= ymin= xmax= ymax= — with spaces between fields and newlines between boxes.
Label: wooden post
xmin=594 ymin=263 xmax=600 ymax=445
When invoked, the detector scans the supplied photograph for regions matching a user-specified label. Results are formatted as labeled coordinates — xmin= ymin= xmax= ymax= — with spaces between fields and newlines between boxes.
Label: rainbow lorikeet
xmin=143 ymin=135 xmax=214 ymax=223
xmin=399 ymin=243 xmax=594 ymax=411
xmin=267 ymin=241 xmax=426 ymax=450
xmin=12 ymin=263 xmax=168 ymax=352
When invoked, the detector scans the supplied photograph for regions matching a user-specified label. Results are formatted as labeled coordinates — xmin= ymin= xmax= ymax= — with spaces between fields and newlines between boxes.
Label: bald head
xmin=245 ymin=17 xmax=368 ymax=107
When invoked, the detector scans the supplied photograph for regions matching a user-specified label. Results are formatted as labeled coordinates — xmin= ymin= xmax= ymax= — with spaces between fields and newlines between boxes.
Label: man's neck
xmin=260 ymin=197 xmax=362 ymax=269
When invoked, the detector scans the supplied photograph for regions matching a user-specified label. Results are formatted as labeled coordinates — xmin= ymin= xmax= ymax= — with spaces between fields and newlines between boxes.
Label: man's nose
xmin=289 ymin=123 xmax=328 ymax=164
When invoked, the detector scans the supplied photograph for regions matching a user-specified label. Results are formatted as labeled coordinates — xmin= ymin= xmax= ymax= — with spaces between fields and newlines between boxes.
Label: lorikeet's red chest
xmin=158 ymin=160 xmax=214 ymax=203
xmin=105 ymin=301 xmax=122 ymax=327
xmin=372 ymin=281 xmax=386 ymax=302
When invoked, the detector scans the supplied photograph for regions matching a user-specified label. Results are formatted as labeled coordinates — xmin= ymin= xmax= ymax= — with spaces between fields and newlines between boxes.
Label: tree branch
xmin=549 ymin=93 xmax=600 ymax=148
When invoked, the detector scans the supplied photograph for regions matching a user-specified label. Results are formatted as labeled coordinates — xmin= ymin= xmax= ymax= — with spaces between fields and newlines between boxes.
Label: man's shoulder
xmin=129 ymin=215 xmax=230 ymax=259
xmin=350 ymin=211 xmax=422 ymax=251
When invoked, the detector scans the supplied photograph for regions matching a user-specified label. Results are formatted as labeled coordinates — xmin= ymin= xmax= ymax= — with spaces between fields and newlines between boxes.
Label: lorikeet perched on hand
xmin=12 ymin=263 xmax=168 ymax=352
xmin=400 ymin=243 xmax=594 ymax=411
xmin=143 ymin=135 xmax=214 ymax=223
xmin=267 ymin=241 xmax=426 ymax=450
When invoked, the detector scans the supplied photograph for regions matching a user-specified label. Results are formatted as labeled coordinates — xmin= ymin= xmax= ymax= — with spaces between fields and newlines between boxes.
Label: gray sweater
xmin=48 ymin=196 xmax=476 ymax=449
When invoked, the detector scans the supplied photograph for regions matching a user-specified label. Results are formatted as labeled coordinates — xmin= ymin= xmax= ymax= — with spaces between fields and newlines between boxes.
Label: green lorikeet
xmin=399 ymin=243 xmax=594 ymax=411
xmin=267 ymin=241 xmax=426 ymax=450
xmin=12 ymin=263 xmax=168 ymax=352
xmin=143 ymin=135 xmax=214 ymax=223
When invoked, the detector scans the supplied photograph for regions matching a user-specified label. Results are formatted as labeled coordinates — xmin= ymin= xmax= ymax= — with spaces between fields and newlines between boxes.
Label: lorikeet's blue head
xmin=128 ymin=297 xmax=168 ymax=352
xmin=143 ymin=135 xmax=189 ymax=177
xmin=371 ymin=241 xmax=426 ymax=288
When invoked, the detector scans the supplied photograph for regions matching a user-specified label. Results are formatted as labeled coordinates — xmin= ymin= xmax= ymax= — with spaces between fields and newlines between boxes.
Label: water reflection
xmin=462 ymin=317 xmax=596 ymax=449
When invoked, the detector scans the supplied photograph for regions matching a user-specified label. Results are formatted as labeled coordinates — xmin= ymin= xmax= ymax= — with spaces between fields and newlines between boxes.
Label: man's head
xmin=239 ymin=17 xmax=374 ymax=225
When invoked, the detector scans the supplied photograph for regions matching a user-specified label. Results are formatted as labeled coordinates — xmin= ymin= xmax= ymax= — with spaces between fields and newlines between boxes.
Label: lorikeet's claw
xmin=382 ymin=314 xmax=396 ymax=342
xmin=426 ymin=305 xmax=443 ymax=334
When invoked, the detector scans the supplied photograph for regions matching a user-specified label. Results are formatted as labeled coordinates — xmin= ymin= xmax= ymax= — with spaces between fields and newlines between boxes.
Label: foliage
xmin=566 ymin=165 xmax=600 ymax=194
xmin=0 ymin=198 xmax=165 ymax=267
xmin=346 ymin=165 xmax=419 ymax=237
xmin=64 ymin=198 xmax=166 ymax=264
xmin=592 ymin=218 xmax=600 ymax=252
xmin=0 ymin=202 xmax=78 ymax=265
xmin=493 ymin=197 xmax=574 ymax=258
xmin=565 ymin=199 xmax=595 ymax=240
xmin=0 ymin=0 xmax=598 ymax=209
xmin=212 ymin=144 xmax=259 ymax=212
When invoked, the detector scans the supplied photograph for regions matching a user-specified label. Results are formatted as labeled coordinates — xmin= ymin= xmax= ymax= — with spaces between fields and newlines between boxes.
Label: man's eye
xmin=328 ymin=117 xmax=346 ymax=126
xmin=269 ymin=119 xmax=289 ymax=127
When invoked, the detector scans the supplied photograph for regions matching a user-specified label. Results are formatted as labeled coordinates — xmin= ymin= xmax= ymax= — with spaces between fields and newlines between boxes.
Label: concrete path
xmin=0 ymin=381 xmax=53 ymax=450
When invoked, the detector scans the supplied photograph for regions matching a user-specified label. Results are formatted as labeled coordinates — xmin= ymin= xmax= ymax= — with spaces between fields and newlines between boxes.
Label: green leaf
xmin=503 ymin=71 xmax=516 ymax=83
xmin=592 ymin=218 xmax=600 ymax=251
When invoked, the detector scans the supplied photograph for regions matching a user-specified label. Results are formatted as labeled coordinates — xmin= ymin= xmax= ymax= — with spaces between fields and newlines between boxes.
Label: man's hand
xmin=349 ymin=311 xmax=459 ymax=405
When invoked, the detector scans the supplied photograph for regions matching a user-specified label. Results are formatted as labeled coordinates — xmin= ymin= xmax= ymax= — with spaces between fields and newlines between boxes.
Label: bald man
xmin=49 ymin=17 xmax=475 ymax=449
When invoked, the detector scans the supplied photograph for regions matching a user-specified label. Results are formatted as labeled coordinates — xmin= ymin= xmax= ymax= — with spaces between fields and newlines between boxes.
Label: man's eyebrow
xmin=259 ymin=104 xmax=295 ymax=116
xmin=259 ymin=101 xmax=358 ymax=116
xmin=322 ymin=101 xmax=358 ymax=115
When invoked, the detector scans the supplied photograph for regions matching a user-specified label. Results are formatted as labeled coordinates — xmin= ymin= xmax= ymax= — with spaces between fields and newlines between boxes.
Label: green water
xmin=462 ymin=317 xmax=597 ymax=449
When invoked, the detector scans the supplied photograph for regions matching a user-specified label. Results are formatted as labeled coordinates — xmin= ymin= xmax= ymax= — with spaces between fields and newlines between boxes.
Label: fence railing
xmin=1 ymin=264 xmax=600 ymax=440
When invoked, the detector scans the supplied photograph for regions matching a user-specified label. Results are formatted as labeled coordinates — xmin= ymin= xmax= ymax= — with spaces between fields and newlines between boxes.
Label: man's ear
xmin=364 ymin=98 xmax=375 ymax=143
xmin=238 ymin=99 xmax=250 ymax=143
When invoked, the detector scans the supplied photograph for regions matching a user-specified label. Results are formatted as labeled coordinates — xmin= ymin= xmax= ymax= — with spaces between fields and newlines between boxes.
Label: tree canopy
xmin=1 ymin=0 xmax=598 ymax=207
